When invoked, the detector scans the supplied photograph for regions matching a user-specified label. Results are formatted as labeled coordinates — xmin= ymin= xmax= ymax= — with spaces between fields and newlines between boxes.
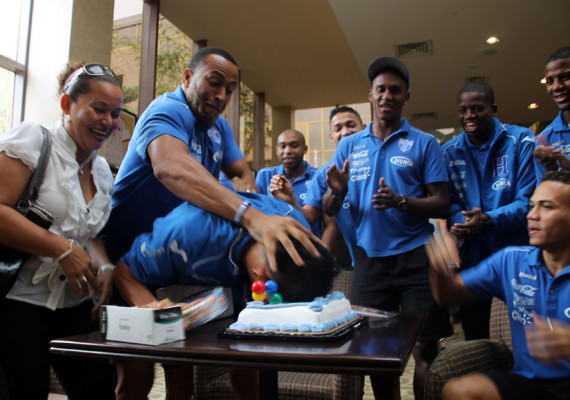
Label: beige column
xmin=253 ymin=92 xmax=266 ymax=172
xmin=227 ymin=71 xmax=240 ymax=145
xmin=25 ymin=0 xmax=114 ymax=125
xmin=138 ymin=0 xmax=159 ymax=116
xmin=270 ymin=106 xmax=294 ymax=164
xmin=69 ymin=0 xmax=114 ymax=65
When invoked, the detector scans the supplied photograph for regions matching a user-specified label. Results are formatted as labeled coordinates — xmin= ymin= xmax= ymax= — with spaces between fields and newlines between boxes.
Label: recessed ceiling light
xmin=528 ymin=103 xmax=539 ymax=109
xmin=540 ymin=78 xmax=546 ymax=84
xmin=486 ymin=36 xmax=500 ymax=45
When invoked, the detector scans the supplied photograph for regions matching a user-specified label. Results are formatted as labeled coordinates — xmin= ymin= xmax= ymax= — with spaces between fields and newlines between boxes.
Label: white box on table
xmin=100 ymin=305 xmax=185 ymax=345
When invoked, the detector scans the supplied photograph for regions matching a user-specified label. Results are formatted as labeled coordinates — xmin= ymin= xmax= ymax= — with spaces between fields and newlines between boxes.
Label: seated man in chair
xmin=114 ymin=189 xmax=335 ymax=400
xmin=426 ymin=170 xmax=570 ymax=400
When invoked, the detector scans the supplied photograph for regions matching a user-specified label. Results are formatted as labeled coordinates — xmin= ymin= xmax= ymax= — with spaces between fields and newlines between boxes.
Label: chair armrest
xmin=424 ymin=339 xmax=514 ymax=400
xmin=193 ymin=365 xmax=231 ymax=398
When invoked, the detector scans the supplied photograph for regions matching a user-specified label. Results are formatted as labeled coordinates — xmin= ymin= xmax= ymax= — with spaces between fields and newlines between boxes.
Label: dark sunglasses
xmin=63 ymin=63 xmax=118 ymax=93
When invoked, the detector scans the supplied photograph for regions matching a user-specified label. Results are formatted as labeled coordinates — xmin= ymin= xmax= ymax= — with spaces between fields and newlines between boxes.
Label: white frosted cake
xmin=228 ymin=292 xmax=358 ymax=334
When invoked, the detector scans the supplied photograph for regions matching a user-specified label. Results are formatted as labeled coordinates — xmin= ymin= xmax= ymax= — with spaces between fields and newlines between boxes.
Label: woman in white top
xmin=0 ymin=62 xmax=123 ymax=399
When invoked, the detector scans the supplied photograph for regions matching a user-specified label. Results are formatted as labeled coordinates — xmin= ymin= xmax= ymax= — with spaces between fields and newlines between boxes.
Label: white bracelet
xmin=56 ymin=239 xmax=75 ymax=262
xmin=98 ymin=263 xmax=116 ymax=275
xmin=234 ymin=200 xmax=251 ymax=225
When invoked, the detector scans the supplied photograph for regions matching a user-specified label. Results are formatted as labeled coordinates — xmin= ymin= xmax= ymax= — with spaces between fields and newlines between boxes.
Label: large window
xmin=0 ymin=0 xmax=32 ymax=134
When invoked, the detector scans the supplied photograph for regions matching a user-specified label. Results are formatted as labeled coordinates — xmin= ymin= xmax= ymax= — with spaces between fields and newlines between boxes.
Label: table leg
xmin=258 ymin=369 xmax=278 ymax=400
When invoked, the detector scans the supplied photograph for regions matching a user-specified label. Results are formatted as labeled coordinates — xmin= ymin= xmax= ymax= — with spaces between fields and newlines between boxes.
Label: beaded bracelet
xmin=56 ymin=239 xmax=75 ymax=262
xmin=98 ymin=263 xmax=116 ymax=276
xmin=234 ymin=200 xmax=251 ymax=225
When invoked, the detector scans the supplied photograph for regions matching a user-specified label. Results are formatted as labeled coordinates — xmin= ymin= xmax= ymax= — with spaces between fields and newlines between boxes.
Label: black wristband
xmin=330 ymin=187 xmax=348 ymax=200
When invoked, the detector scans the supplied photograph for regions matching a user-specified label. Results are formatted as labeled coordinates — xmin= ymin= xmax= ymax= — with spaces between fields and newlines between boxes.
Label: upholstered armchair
xmin=424 ymin=298 xmax=514 ymax=400
xmin=193 ymin=269 xmax=365 ymax=400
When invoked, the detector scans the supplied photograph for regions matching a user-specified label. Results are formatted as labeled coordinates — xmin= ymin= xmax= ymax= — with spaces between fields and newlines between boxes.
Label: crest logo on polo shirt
xmin=492 ymin=178 xmax=511 ymax=191
xmin=390 ymin=156 xmax=413 ymax=168
xmin=305 ymin=180 xmax=312 ymax=189
xmin=207 ymin=127 xmax=222 ymax=144
xmin=190 ymin=139 xmax=202 ymax=162
xmin=399 ymin=138 xmax=414 ymax=152
xmin=213 ymin=151 xmax=223 ymax=162
xmin=565 ymin=308 xmax=570 ymax=319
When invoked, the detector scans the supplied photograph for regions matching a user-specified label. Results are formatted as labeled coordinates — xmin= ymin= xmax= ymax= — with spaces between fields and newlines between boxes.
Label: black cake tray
xmin=219 ymin=316 xmax=368 ymax=342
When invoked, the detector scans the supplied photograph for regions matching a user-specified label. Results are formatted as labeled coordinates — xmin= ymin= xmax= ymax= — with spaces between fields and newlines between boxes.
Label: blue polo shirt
xmin=331 ymin=119 xmax=448 ymax=257
xmin=121 ymin=191 xmax=310 ymax=288
xmin=256 ymin=161 xmax=322 ymax=237
xmin=304 ymin=160 xmax=357 ymax=266
xmin=534 ymin=111 xmax=570 ymax=182
xmin=461 ymin=246 xmax=570 ymax=379
xmin=103 ymin=86 xmax=244 ymax=255
xmin=442 ymin=118 xmax=536 ymax=268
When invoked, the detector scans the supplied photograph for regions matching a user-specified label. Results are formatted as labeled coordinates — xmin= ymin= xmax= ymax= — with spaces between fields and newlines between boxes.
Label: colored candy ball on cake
xmin=264 ymin=280 xmax=278 ymax=295
xmin=251 ymin=280 xmax=266 ymax=294
xmin=252 ymin=291 xmax=266 ymax=301
xmin=269 ymin=293 xmax=283 ymax=304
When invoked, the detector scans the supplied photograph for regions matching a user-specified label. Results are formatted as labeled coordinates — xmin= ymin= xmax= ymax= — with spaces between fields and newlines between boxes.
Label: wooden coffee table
xmin=50 ymin=311 xmax=423 ymax=399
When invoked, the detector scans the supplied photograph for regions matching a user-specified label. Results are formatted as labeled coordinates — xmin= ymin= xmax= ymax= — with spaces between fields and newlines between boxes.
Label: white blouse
xmin=0 ymin=120 xmax=114 ymax=310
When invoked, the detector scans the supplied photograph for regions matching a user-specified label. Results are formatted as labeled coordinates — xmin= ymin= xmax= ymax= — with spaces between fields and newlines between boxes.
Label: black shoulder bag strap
xmin=16 ymin=126 xmax=52 ymax=212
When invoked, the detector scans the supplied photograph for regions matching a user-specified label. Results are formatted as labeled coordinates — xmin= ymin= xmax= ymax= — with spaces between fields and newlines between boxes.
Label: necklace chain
xmin=78 ymin=152 xmax=95 ymax=175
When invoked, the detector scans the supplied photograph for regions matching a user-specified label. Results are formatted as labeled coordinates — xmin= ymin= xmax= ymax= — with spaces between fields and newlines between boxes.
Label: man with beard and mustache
xmin=323 ymin=56 xmax=451 ymax=400
xmin=104 ymin=47 xmax=320 ymax=399
xmin=441 ymin=82 xmax=536 ymax=341
xmin=256 ymin=129 xmax=330 ymax=238
xmin=534 ymin=46 xmax=570 ymax=181
xmin=103 ymin=47 xmax=319 ymax=272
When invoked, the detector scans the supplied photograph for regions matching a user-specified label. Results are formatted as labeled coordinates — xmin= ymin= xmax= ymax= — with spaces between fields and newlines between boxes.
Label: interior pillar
xmin=138 ymin=0 xmax=159 ymax=116
xmin=253 ymin=92 xmax=266 ymax=172
xmin=270 ymin=106 xmax=294 ymax=164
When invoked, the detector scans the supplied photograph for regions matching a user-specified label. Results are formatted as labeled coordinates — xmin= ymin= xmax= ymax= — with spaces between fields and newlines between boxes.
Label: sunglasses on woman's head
xmin=63 ymin=63 xmax=117 ymax=94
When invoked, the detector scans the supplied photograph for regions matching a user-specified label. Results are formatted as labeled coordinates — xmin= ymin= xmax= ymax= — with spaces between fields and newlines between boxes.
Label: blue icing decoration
xmin=263 ymin=323 xmax=280 ymax=332
xmin=298 ymin=324 xmax=312 ymax=332
xmin=280 ymin=323 xmax=297 ymax=332
xmin=248 ymin=322 xmax=264 ymax=331
xmin=246 ymin=301 xmax=266 ymax=309
xmin=329 ymin=291 xmax=345 ymax=300
xmin=229 ymin=322 xmax=247 ymax=330
xmin=307 ymin=302 xmax=323 ymax=312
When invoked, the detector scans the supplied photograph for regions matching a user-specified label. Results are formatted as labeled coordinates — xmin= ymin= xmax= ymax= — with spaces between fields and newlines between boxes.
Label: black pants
xmin=352 ymin=245 xmax=451 ymax=341
xmin=0 ymin=299 xmax=115 ymax=400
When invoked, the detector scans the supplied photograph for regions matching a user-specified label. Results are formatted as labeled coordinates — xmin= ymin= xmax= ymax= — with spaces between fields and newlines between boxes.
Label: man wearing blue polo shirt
xmin=270 ymin=106 xmax=365 ymax=266
xmin=103 ymin=47 xmax=318 ymax=272
xmin=256 ymin=129 xmax=326 ymax=238
xmin=442 ymin=82 xmax=536 ymax=340
xmin=427 ymin=170 xmax=570 ymax=400
xmin=324 ymin=57 xmax=451 ymax=400
xmin=113 ymin=190 xmax=335 ymax=400
xmin=534 ymin=46 xmax=570 ymax=181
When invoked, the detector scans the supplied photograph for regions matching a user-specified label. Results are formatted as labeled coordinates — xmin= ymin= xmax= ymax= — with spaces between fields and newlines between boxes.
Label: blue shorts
xmin=352 ymin=245 xmax=451 ymax=342
xmin=483 ymin=368 xmax=570 ymax=400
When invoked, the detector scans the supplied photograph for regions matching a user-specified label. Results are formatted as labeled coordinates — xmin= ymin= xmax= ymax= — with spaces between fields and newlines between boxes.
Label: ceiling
xmin=160 ymin=0 xmax=570 ymax=131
